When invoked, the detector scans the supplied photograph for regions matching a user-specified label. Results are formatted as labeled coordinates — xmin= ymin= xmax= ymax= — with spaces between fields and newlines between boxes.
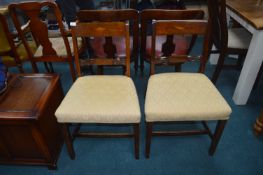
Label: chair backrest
xmin=0 ymin=13 xmax=21 ymax=66
xmin=8 ymin=1 xmax=72 ymax=61
xmin=149 ymin=13 xmax=211 ymax=74
xmin=76 ymin=9 xmax=138 ymax=61
xmin=71 ymin=21 xmax=131 ymax=77
xmin=207 ymin=0 xmax=228 ymax=50
xmin=141 ymin=9 xmax=205 ymax=64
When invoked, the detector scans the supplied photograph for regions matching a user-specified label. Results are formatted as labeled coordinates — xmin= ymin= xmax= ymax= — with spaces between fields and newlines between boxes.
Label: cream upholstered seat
xmin=34 ymin=37 xmax=82 ymax=57
xmin=55 ymin=20 xmax=140 ymax=160
xmin=55 ymin=75 xmax=141 ymax=123
xmin=145 ymin=73 xmax=231 ymax=122
xmin=228 ymin=28 xmax=251 ymax=49
xmin=144 ymin=11 xmax=231 ymax=158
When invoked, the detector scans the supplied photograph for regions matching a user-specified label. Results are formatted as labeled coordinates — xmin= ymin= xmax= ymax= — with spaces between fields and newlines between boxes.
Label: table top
xmin=0 ymin=74 xmax=59 ymax=120
xmin=226 ymin=0 xmax=263 ymax=30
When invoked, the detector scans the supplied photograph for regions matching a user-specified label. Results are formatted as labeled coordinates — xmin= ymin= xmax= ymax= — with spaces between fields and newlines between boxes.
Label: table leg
xmin=254 ymin=110 xmax=263 ymax=136
xmin=232 ymin=30 xmax=263 ymax=105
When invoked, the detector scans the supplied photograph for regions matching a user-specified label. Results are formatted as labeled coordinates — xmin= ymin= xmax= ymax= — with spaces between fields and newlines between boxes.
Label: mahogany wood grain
xmin=150 ymin=15 xmax=210 ymax=75
xmin=0 ymin=74 xmax=64 ymax=169
xmin=76 ymin=9 xmax=139 ymax=73
xmin=72 ymin=21 xmax=131 ymax=77
xmin=140 ymin=9 xmax=205 ymax=73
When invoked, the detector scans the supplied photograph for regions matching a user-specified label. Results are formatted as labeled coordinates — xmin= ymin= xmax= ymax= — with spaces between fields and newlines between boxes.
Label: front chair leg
xmin=61 ymin=123 xmax=76 ymax=160
xmin=133 ymin=123 xmax=140 ymax=159
xmin=145 ymin=122 xmax=153 ymax=158
xmin=209 ymin=120 xmax=227 ymax=156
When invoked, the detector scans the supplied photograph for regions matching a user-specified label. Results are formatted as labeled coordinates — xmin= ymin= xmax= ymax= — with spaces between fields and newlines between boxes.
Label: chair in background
xmin=0 ymin=13 xmax=36 ymax=72
xmin=208 ymin=0 xmax=252 ymax=83
xmin=76 ymin=9 xmax=139 ymax=74
xmin=55 ymin=21 xmax=141 ymax=159
xmin=140 ymin=9 xmax=204 ymax=74
xmin=144 ymin=11 xmax=232 ymax=158
xmin=98 ymin=0 xmax=137 ymax=9
xmin=8 ymin=1 xmax=82 ymax=81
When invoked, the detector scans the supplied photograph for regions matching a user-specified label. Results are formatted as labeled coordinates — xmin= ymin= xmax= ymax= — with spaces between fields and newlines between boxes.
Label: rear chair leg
xmin=133 ymin=124 xmax=140 ymax=159
xmin=145 ymin=122 xmax=153 ymax=158
xmin=61 ymin=123 xmax=76 ymax=160
xmin=209 ymin=120 xmax=227 ymax=155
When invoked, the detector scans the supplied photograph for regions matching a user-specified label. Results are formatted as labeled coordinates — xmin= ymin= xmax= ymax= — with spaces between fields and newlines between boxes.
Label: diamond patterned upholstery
xmin=55 ymin=75 xmax=141 ymax=124
xmin=145 ymin=73 xmax=232 ymax=122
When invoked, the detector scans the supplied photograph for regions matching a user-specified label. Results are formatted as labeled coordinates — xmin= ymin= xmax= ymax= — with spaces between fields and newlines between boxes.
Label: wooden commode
xmin=0 ymin=74 xmax=63 ymax=169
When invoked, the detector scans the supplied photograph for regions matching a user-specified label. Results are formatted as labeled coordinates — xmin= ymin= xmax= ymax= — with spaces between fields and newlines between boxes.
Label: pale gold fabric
xmin=2 ymin=41 xmax=37 ymax=65
xmin=34 ymin=37 xmax=82 ymax=57
xmin=55 ymin=76 xmax=141 ymax=123
xmin=145 ymin=73 xmax=232 ymax=122
xmin=228 ymin=28 xmax=251 ymax=49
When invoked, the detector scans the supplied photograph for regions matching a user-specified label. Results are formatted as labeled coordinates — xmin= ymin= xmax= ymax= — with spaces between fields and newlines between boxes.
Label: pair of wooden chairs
xmin=55 ymin=9 xmax=231 ymax=159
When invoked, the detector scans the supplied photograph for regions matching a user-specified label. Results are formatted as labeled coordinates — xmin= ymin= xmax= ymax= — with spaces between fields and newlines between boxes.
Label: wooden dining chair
xmin=55 ymin=21 xmax=141 ymax=159
xmin=8 ymin=1 xmax=82 ymax=81
xmin=208 ymin=0 xmax=252 ymax=83
xmin=144 ymin=11 xmax=232 ymax=158
xmin=76 ymin=9 xmax=139 ymax=74
xmin=0 ymin=13 xmax=37 ymax=72
xmin=140 ymin=9 xmax=204 ymax=74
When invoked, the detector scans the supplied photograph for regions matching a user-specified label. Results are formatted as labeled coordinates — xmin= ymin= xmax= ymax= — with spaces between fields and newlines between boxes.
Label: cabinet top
xmin=0 ymin=74 xmax=60 ymax=120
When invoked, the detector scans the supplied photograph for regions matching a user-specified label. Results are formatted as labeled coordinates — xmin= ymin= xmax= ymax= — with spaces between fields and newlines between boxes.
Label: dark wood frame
xmin=145 ymin=13 xmax=228 ymax=158
xmin=60 ymin=21 xmax=140 ymax=160
xmin=76 ymin=9 xmax=139 ymax=74
xmin=140 ymin=9 xmax=204 ymax=74
xmin=145 ymin=121 xmax=227 ymax=158
xmin=8 ymin=1 xmax=77 ymax=81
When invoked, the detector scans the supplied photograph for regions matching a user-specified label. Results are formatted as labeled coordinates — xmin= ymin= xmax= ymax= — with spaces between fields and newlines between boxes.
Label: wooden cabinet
xmin=0 ymin=74 xmax=64 ymax=169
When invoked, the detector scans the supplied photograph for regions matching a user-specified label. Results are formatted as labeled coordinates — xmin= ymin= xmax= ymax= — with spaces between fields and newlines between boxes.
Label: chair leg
xmin=145 ymin=122 xmax=153 ymax=158
xmin=236 ymin=54 xmax=245 ymax=70
xmin=133 ymin=123 xmax=140 ymax=159
xmin=212 ymin=52 xmax=226 ymax=84
xmin=140 ymin=54 xmax=144 ymax=74
xmin=69 ymin=61 xmax=76 ymax=82
xmin=31 ymin=62 xmax=39 ymax=73
xmin=209 ymin=120 xmax=227 ymax=156
xmin=61 ymin=123 xmax=75 ymax=160
xmin=49 ymin=62 xmax=54 ymax=73
xmin=133 ymin=54 xmax=138 ymax=74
